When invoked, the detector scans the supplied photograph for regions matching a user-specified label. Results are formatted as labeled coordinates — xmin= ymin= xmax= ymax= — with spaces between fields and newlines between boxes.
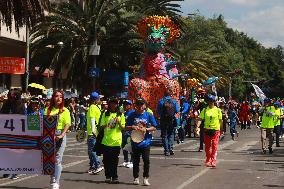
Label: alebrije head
xmin=137 ymin=15 xmax=180 ymax=44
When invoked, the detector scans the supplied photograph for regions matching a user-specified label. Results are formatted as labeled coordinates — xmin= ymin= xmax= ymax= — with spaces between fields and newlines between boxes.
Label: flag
xmin=251 ymin=83 xmax=266 ymax=101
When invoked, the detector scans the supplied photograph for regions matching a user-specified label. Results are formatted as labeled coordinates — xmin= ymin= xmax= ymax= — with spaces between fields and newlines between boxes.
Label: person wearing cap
xmin=121 ymin=100 xmax=135 ymax=168
xmin=179 ymin=96 xmax=190 ymax=143
xmin=157 ymin=92 xmax=179 ymax=156
xmin=100 ymin=97 xmax=125 ymax=184
xmin=86 ymin=92 xmax=104 ymax=174
xmin=126 ymin=98 xmax=157 ymax=186
xmin=259 ymin=98 xmax=275 ymax=154
xmin=27 ymin=97 xmax=44 ymax=115
xmin=197 ymin=93 xmax=222 ymax=167
xmin=273 ymin=101 xmax=284 ymax=147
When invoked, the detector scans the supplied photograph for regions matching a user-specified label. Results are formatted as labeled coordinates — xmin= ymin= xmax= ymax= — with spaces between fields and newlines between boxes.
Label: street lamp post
xmin=25 ymin=26 xmax=30 ymax=92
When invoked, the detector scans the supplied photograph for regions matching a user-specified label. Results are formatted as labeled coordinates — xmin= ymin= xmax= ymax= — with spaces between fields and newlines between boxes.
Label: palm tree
xmin=0 ymin=0 xmax=49 ymax=33
xmin=30 ymin=0 xmax=142 ymax=91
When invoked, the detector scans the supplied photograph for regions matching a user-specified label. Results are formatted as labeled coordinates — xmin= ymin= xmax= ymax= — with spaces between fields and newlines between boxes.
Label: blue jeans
xmin=78 ymin=114 xmax=86 ymax=130
xmin=161 ymin=120 xmax=175 ymax=153
xmin=51 ymin=135 xmax=66 ymax=184
xmin=230 ymin=122 xmax=237 ymax=138
xmin=87 ymin=136 xmax=100 ymax=169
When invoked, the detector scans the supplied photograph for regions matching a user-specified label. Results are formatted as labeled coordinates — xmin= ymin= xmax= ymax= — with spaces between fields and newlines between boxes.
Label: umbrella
xmin=203 ymin=76 xmax=219 ymax=86
xmin=64 ymin=91 xmax=77 ymax=99
xmin=28 ymin=83 xmax=46 ymax=90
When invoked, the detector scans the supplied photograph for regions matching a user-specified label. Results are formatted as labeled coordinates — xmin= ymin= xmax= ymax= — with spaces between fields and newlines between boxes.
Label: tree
xmin=0 ymin=0 xmax=49 ymax=33
xmin=30 ymin=0 xmax=140 ymax=91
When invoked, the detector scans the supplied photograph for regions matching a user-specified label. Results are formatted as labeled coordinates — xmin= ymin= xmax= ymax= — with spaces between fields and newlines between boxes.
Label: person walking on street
xmin=126 ymin=98 xmax=157 ymax=186
xmin=273 ymin=101 xmax=283 ymax=147
xmin=179 ymin=96 xmax=189 ymax=143
xmin=228 ymin=105 xmax=239 ymax=140
xmin=86 ymin=92 xmax=104 ymax=174
xmin=259 ymin=98 xmax=275 ymax=154
xmin=122 ymin=100 xmax=135 ymax=168
xmin=100 ymin=98 xmax=125 ymax=184
xmin=157 ymin=92 xmax=179 ymax=156
xmin=197 ymin=93 xmax=222 ymax=168
xmin=45 ymin=90 xmax=71 ymax=189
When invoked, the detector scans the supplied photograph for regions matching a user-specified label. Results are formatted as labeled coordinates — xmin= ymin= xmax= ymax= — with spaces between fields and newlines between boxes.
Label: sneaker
xmin=87 ymin=167 xmax=95 ymax=174
xmin=170 ymin=151 xmax=175 ymax=155
xmin=143 ymin=177 xmax=150 ymax=186
xmin=133 ymin=178 xmax=140 ymax=185
xmin=92 ymin=166 xmax=104 ymax=174
xmin=198 ymin=148 xmax=203 ymax=152
xmin=10 ymin=175 xmax=19 ymax=180
xmin=205 ymin=158 xmax=211 ymax=167
xmin=51 ymin=183 xmax=59 ymax=189
xmin=126 ymin=162 xmax=133 ymax=168
xmin=105 ymin=178 xmax=111 ymax=183
xmin=122 ymin=162 xmax=128 ymax=167
xmin=211 ymin=161 xmax=216 ymax=168
xmin=263 ymin=149 xmax=267 ymax=154
xmin=164 ymin=152 xmax=170 ymax=156
xmin=111 ymin=178 xmax=119 ymax=184
xmin=181 ymin=141 xmax=184 ymax=143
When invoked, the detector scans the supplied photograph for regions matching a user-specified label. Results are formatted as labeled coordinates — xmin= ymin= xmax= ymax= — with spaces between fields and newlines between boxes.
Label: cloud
xmin=227 ymin=6 xmax=284 ymax=47
xmin=225 ymin=0 xmax=266 ymax=6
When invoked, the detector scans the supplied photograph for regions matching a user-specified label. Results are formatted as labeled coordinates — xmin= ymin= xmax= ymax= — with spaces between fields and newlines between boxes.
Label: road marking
xmin=176 ymin=168 xmax=210 ymax=189
xmin=0 ymin=159 xmax=89 ymax=187
xmin=234 ymin=141 xmax=258 ymax=152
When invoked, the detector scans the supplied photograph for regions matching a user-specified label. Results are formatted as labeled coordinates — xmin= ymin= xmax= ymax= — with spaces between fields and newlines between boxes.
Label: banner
xmin=0 ymin=115 xmax=57 ymax=175
xmin=251 ymin=83 xmax=266 ymax=101
xmin=0 ymin=57 xmax=25 ymax=74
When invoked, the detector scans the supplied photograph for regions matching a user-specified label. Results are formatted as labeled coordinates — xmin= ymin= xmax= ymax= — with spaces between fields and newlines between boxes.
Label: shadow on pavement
xmin=64 ymin=179 xmax=134 ymax=185
xmin=263 ymin=184 xmax=284 ymax=188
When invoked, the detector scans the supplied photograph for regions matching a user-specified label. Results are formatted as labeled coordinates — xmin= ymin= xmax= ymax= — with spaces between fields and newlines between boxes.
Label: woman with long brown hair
xmin=44 ymin=90 xmax=71 ymax=189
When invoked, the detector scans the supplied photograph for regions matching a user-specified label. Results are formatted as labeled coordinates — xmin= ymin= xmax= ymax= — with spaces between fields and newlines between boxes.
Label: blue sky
xmin=179 ymin=0 xmax=284 ymax=47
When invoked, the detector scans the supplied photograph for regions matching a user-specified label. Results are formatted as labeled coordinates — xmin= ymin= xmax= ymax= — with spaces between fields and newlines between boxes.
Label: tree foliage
xmin=29 ymin=0 xmax=284 ymax=98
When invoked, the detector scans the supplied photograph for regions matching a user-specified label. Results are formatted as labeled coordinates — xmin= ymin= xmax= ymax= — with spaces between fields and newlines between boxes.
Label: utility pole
xmin=25 ymin=26 xmax=30 ymax=92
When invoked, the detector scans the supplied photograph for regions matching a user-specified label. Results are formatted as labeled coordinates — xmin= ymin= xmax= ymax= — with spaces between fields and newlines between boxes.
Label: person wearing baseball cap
xmin=126 ymin=97 xmax=157 ymax=186
xmin=122 ymin=99 xmax=135 ymax=168
xmin=197 ymin=93 xmax=222 ymax=167
xmin=259 ymin=98 xmax=275 ymax=154
xmin=86 ymin=91 xmax=104 ymax=174
xmin=273 ymin=101 xmax=284 ymax=147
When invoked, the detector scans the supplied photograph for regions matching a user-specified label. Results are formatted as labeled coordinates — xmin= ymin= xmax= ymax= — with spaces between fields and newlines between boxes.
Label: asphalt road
xmin=0 ymin=126 xmax=283 ymax=189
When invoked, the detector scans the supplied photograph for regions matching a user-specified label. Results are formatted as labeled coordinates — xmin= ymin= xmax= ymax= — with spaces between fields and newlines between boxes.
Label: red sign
xmin=0 ymin=57 xmax=25 ymax=74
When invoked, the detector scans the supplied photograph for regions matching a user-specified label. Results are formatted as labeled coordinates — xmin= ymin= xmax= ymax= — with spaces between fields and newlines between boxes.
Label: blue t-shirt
xmin=126 ymin=111 xmax=157 ymax=148
xmin=124 ymin=109 xmax=135 ymax=119
xmin=126 ymin=111 xmax=157 ymax=128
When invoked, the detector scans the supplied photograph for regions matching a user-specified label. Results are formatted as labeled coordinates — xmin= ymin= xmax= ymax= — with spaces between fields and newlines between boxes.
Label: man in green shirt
xmin=259 ymin=98 xmax=275 ymax=154
xmin=273 ymin=101 xmax=284 ymax=147
xmin=86 ymin=92 xmax=104 ymax=174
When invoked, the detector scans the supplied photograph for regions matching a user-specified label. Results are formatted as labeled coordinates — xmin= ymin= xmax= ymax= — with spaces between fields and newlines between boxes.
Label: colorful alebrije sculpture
xmin=128 ymin=16 xmax=180 ymax=116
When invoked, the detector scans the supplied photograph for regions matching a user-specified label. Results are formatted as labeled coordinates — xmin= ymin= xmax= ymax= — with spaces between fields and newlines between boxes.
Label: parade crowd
xmin=0 ymin=88 xmax=283 ymax=189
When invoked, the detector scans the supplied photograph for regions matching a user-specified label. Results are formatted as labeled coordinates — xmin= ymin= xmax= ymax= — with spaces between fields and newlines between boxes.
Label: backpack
xmin=162 ymin=99 xmax=175 ymax=118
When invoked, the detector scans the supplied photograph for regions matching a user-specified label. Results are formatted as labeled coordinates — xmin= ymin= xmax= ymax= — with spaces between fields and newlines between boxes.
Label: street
xmin=0 ymin=126 xmax=283 ymax=189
